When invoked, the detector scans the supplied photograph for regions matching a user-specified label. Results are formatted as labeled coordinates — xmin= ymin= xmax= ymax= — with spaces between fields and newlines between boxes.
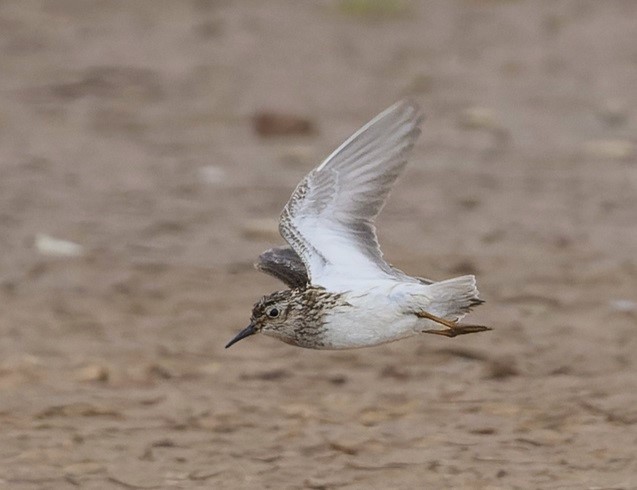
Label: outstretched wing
xmin=279 ymin=100 xmax=423 ymax=288
xmin=255 ymin=246 xmax=309 ymax=289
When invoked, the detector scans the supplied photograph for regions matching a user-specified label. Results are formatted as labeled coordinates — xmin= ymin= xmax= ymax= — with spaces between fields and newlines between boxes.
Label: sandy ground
xmin=0 ymin=1 xmax=636 ymax=488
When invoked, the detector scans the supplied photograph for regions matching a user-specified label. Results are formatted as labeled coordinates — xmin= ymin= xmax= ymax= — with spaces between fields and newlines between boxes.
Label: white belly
xmin=320 ymin=284 xmax=431 ymax=349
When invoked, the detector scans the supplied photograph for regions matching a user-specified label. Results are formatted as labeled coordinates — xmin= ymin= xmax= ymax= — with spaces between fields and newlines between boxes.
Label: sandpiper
xmin=226 ymin=100 xmax=489 ymax=350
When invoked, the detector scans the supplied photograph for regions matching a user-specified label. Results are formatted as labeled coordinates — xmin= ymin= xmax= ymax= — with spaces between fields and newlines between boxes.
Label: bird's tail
xmin=413 ymin=275 xmax=489 ymax=337
xmin=425 ymin=275 xmax=484 ymax=322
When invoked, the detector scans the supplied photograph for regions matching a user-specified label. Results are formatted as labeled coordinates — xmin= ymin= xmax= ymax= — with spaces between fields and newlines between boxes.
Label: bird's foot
xmin=416 ymin=310 xmax=492 ymax=337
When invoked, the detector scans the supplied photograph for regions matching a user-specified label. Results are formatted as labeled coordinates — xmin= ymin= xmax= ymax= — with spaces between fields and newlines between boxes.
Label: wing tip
xmin=388 ymin=98 xmax=424 ymax=127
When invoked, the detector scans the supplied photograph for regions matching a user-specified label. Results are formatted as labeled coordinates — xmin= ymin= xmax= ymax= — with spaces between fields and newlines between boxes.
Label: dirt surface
xmin=1 ymin=1 xmax=636 ymax=488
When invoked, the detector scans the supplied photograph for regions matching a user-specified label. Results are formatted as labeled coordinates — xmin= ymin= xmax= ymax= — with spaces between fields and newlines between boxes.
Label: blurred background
xmin=0 ymin=1 xmax=636 ymax=488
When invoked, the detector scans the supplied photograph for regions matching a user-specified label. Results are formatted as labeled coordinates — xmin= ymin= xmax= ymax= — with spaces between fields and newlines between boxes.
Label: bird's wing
xmin=256 ymin=245 xmax=431 ymax=288
xmin=279 ymin=100 xmax=423 ymax=288
xmin=255 ymin=246 xmax=309 ymax=289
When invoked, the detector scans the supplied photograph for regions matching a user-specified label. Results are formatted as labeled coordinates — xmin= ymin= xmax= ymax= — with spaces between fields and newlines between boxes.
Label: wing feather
xmin=255 ymin=246 xmax=309 ymax=289
xmin=279 ymin=100 xmax=423 ymax=288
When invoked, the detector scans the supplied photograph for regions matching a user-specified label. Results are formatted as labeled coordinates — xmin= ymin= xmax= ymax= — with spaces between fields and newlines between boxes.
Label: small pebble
xmin=35 ymin=234 xmax=84 ymax=257
xmin=253 ymin=111 xmax=315 ymax=137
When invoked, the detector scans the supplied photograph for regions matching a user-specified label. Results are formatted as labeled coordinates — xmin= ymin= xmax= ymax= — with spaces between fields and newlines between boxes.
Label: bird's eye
xmin=267 ymin=307 xmax=279 ymax=318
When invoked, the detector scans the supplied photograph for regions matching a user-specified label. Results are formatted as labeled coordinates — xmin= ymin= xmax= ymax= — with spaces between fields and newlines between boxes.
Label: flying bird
xmin=226 ymin=100 xmax=489 ymax=350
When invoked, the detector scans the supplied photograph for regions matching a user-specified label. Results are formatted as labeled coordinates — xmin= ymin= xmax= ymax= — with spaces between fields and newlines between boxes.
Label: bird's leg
xmin=415 ymin=310 xmax=491 ymax=337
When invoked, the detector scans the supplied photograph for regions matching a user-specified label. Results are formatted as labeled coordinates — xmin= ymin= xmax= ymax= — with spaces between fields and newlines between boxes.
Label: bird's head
xmin=225 ymin=290 xmax=297 ymax=348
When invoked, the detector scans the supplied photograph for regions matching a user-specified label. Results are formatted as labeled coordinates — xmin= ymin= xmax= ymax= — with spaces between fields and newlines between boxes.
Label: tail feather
xmin=426 ymin=275 xmax=483 ymax=321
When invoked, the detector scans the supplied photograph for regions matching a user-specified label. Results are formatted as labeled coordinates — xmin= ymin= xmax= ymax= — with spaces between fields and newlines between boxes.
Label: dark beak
xmin=225 ymin=323 xmax=257 ymax=348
